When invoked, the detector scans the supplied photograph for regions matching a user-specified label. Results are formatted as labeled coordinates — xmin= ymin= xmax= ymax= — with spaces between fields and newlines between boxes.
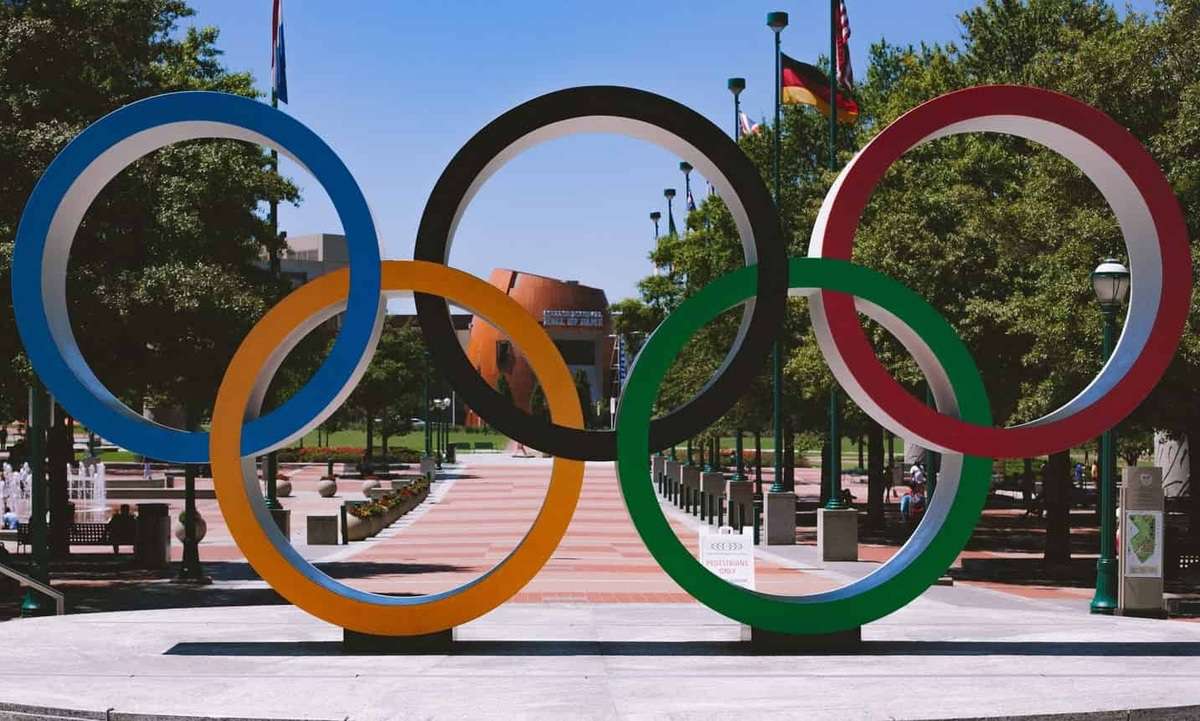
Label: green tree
xmin=625 ymin=0 xmax=1200 ymax=548
xmin=344 ymin=319 xmax=426 ymax=459
xmin=529 ymin=380 xmax=548 ymax=420
xmin=0 ymin=0 xmax=301 ymax=430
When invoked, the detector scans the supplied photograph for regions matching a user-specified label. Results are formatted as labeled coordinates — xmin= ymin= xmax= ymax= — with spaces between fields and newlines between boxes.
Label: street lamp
xmin=1090 ymin=258 xmax=1130 ymax=614
xmin=728 ymin=77 xmax=746 ymax=140
xmin=650 ymin=211 xmax=661 ymax=239
xmin=440 ymin=397 xmax=452 ymax=463
xmin=664 ymin=188 xmax=677 ymax=236
xmin=679 ymin=161 xmax=693 ymax=225
xmin=767 ymin=10 xmax=788 ymax=495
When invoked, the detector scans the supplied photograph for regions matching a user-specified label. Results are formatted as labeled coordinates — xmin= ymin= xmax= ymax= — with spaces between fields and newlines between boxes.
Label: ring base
xmin=343 ymin=627 xmax=456 ymax=653
xmin=740 ymin=624 xmax=862 ymax=651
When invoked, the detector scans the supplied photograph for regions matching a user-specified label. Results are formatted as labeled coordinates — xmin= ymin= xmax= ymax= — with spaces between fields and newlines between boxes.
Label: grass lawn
xmin=297 ymin=427 xmax=509 ymax=452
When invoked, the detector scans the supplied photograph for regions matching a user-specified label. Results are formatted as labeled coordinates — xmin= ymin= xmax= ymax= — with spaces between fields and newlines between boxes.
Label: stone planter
xmin=345 ymin=513 xmax=370 ymax=542
xmin=361 ymin=478 xmax=380 ymax=495
xmin=172 ymin=511 xmax=208 ymax=544
xmin=317 ymin=479 xmax=338 ymax=498
xmin=276 ymin=478 xmax=293 ymax=497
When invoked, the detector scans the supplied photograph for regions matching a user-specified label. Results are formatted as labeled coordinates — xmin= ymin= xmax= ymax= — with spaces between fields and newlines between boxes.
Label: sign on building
xmin=700 ymin=527 xmax=756 ymax=590
xmin=543 ymin=309 xmax=604 ymax=327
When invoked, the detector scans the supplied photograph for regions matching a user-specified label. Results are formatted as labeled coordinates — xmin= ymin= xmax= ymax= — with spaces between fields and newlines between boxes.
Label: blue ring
xmin=12 ymin=91 xmax=382 ymax=462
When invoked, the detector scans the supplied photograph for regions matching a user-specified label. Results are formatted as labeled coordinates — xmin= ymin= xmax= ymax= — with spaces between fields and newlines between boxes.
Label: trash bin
xmin=134 ymin=502 xmax=171 ymax=570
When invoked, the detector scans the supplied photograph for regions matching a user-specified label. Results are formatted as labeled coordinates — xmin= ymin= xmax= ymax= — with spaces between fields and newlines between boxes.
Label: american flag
xmin=836 ymin=0 xmax=854 ymax=89
xmin=738 ymin=111 xmax=761 ymax=136
xmin=271 ymin=0 xmax=288 ymax=103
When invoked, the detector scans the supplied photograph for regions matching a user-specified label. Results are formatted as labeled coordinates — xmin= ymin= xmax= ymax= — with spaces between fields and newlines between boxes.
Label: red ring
xmin=816 ymin=85 xmax=1190 ymax=458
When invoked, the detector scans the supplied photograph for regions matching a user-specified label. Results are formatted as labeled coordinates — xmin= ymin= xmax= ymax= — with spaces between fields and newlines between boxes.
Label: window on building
xmin=554 ymin=340 xmax=595 ymax=365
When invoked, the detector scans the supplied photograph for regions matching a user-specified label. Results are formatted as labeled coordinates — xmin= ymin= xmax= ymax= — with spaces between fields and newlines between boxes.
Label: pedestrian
xmin=0 ymin=426 xmax=8 ymax=450
xmin=2 ymin=506 xmax=17 ymax=530
xmin=909 ymin=461 xmax=925 ymax=489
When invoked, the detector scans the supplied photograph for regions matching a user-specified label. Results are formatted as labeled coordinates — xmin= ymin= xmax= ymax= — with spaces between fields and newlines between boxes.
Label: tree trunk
xmin=783 ymin=423 xmax=795 ymax=492
xmin=866 ymin=422 xmax=885 ymax=529
xmin=858 ymin=435 xmax=865 ymax=471
xmin=819 ymin=441 xmax=830 ymax=506
xmin=1188 ymin=425 xmax=1200 ymax=540
xmin=1043 ymin=451 xmax=1072 ymax=564
xmin=47 ymin=410 xmax=72 ymax=559
xmin=365 ymin=416 xmax=375 ymax=459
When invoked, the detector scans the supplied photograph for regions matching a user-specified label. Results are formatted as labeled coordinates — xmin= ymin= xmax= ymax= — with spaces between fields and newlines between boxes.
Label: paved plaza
xmin=1 ymin=455 xmax=1198 ymax=719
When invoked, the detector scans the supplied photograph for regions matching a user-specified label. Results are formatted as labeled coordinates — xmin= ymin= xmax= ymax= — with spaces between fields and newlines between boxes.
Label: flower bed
xmin=344 ymin=478 xmax=430 ymax=541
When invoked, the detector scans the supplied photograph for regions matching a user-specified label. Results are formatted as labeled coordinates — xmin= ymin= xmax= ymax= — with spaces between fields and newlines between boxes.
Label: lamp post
xmin=439 ymin=397 xmax=451 ymax=464
xmin=728 ymin=77 xmax=746 ymax=140
xmin=423 ymin=352 xmax=433 ymax=461
xmin=767 ymin=10 xmax=788 ymax=495
xmin=650 ymin=211 xmax=661 ymax=239
xmin=1090 ymin=258 xmax=1130 ymax=615
xmin=20 ymin=383 xmax=49 ymax=616
xmin=679 ymin=161 xmax=693 ymax=228
xmin=664 ymin=188 xmax=677 ymax=236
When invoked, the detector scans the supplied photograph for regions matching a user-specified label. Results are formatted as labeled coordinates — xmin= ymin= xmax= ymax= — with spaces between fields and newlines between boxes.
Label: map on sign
xmin=1123 ymin=510 xmax=1163 ymax=578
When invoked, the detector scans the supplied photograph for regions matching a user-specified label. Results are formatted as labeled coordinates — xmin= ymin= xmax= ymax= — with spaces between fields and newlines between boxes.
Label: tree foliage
xmin=0 ymin=0 xmax=301 ymax=426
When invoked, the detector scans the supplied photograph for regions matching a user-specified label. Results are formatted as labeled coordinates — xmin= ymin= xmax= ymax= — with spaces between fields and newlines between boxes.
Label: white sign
xmin=1123 ymin=510 xmax=1164 ymax=578
xmin=700 ymin=527 xmax=756 ymax=590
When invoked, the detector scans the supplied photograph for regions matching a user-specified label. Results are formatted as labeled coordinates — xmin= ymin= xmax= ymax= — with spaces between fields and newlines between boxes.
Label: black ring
xmin=414 ymin=86 xmax=787 ymax=461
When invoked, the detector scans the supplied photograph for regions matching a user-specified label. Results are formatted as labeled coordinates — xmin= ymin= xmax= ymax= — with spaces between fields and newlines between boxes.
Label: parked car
xmin=409 ymin=418 xmax=426 ymax=430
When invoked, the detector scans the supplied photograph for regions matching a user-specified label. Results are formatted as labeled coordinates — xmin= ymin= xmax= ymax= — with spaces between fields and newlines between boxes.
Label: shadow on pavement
xmin=164 ymin=639 xmax=1200 ymax=657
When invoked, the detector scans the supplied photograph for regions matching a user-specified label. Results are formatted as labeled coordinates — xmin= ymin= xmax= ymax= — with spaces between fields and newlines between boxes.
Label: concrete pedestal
xmin=680 ymin=465 xmax=701 ymax=513
xmin=651 ymin=455 xmax=665 ymax=486
xmin=725 ymin=480 xmax=755 ymax=529
xmin=763 ymin=491 xmax=796 ymax=545
xmin=700 ymin=472 xmax=725 ymax=521
xmin=270 ymin=508 xmax=291 ymax=537
xmin=817 ymin=507 xmax=858 ymax=562
xmin=306 ymin=515 xmax=339 ymax=545
xmin=420 ymin=455 xmax=437 ymax=479
xmin=741 ymin=624 xmax=861 ymax=651
xmin=664 ymin=460 xmax=680 ymax=501
xmin=343 ymin=627 xmax=455 ymax=653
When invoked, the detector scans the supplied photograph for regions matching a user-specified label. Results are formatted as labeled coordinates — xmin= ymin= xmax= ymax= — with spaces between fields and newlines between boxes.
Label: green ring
xmin=615 ymin=257 xmax=993 ymax=635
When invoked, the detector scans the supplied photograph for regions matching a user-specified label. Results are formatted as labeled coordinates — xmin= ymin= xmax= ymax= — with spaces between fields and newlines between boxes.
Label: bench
xmin=16 ymin=522 xmax=136 ymax=554
xmin=473 ymin=441 xmax=495 ymax=450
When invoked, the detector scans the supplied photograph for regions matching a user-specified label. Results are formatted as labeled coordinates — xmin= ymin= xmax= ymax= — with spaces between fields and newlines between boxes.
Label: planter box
xmin=342 ymin=486 xmax=429 ymax=542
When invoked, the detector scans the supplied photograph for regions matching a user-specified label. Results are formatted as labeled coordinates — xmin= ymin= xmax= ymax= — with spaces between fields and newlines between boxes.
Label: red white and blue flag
xmin=271 ymin=0 xmax=288 ymax=103
xmin=836 ymin=0 xmax=854 ymax=89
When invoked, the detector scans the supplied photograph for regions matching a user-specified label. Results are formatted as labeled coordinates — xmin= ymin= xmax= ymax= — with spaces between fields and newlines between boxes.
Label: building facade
xmin=464 ymin=269 xmax=612 ymax=427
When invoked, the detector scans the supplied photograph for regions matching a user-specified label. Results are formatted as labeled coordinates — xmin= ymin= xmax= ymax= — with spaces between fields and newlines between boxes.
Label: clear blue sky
xmin=184 ymin=1 xmax=1157 ymax=306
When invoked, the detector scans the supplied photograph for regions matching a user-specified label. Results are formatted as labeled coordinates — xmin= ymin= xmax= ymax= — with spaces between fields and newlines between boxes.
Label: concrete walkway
xmin=5 ymin=455 xmax=1200 ymax=719
xmin=2 ymin=600 xmax=1200 ymax=720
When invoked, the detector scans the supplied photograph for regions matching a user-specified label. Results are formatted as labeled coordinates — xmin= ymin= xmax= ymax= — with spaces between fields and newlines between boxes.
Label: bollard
xmin=734 ymin=503 xmax=743 ymax=532
xmin=699 ymin=491 xmax=707 ymax=521
xmin=753 ymin=498 xmax=762 ymax=545
xmin=717 ymin=495 xmax=724 ymax=528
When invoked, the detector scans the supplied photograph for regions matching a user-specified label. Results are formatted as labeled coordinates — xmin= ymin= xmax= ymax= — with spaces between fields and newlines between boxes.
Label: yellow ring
xmin=210 ymin=260 xmax=584 ymax=635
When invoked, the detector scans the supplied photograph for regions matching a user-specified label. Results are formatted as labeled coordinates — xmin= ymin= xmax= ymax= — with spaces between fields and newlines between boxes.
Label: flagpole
xmin=766 ymin=12 xmax=788 ymax=497
xmin=265 ymin=23 xmax=282 ymax=512
xmin=824 ymin=0 xmax=846 ymax=511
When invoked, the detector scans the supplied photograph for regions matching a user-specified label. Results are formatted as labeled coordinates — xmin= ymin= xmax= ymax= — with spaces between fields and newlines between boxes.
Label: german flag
xmin=781 ymin=52 xmax=859 ymax=123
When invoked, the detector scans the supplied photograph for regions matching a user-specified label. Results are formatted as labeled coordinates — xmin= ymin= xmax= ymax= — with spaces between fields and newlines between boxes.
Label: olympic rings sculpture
xmin=11 ymin=84 xmax=1190 ymax=637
